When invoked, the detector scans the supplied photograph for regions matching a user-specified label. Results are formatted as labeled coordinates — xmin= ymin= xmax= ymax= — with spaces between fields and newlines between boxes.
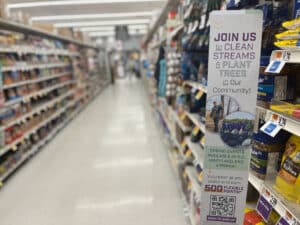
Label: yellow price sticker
xmin=12 ymin=145 xmax=17 ymax=151
xmin=180 ymin=113 xmax=186 ymax=121
xmin=187 ymin=181 xmax=192 ymax=190
xmin=192 ymin=126 xmax=200 ymax=135
xmin=181 ymin=141 xmax=187 ymax=148
xmin=196 ymin=90 xmax=204 ymax=100
xmin=185 ymin=149 xmax=192 ymax=157
xmin=200 ymin=137 xmax=205 ymax=146
xmin=198 ymin=173 xmax=203 ymax=182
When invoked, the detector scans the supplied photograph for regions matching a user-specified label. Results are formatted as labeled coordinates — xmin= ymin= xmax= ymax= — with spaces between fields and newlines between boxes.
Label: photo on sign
xmin=206 ymin=95 xmax=240 ymax=133
xmin=220 ymin=111 xmax=255 ymax=147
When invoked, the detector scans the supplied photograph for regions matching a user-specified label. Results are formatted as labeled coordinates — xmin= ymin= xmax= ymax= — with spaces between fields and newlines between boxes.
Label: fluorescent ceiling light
xmin=31 ymin=12 xmax=154 ymax=21
xmin=54 ymin=19 xmax=150 ymax=28
xmin=89 ymin=31 xmax=115 ymax=37
xmin=96 ymin=39 xmax=104 ymax=44
xmin=8 ymin=0 xmax=164 ymax=9
xmin=80 ymin=27 xmax=115 ymax=32
xmin=129 ymin=30 xmax=147 ymax=35
xmin=81 ymin=24 xmax=148 ymax=32
xmin=89 ymin=28 xmax=146 ymax=37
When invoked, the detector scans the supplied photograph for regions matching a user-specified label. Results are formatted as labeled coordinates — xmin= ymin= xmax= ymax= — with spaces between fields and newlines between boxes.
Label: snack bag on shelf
xmin=275 ymin=135 xmax=300 ymax=203
xmin=275 ymin=29 xmax=300 ymax=40
xmin=274 ymin=40 xmax=300 ymax=49
xmin=244 ymin=208 xmax=265 ymax=225
xmin=282 ymin=17 xmax=300 ymax=29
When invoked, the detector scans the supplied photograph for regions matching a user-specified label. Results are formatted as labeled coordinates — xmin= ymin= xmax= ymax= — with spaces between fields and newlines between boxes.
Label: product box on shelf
xmin=32 ymin=23 xmax=55 ymax=33
xmin=0 ymin=0 xmax=7 ymax=19
xmin=57 ymin=28 xmax=73 ymax=39
xmin=73 ymin=31 xmax=84 ymax=43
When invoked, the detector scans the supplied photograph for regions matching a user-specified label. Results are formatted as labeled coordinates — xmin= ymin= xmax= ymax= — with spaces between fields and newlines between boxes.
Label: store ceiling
xmin=6 ymin=0 xmax=166 ymax=43
xmin=6 ymin=0 xmax=165 ymax=21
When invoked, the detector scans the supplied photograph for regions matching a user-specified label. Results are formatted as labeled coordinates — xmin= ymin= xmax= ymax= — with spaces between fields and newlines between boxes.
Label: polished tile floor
xmin=0 ymin=79 xmax=187 ymax=225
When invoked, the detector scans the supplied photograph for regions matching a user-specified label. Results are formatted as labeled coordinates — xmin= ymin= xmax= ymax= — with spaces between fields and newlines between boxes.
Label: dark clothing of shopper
xmin=211 ymin=103 xmax=223 ymax=132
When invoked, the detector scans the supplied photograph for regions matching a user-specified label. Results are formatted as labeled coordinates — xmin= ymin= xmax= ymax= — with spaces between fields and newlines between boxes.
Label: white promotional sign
xmin=200 ymin=10 xmax=263 ymax=225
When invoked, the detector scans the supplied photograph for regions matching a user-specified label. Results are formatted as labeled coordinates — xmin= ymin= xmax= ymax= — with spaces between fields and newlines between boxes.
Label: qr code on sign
xmin=209 ymin=195 xmax=236 ymax=217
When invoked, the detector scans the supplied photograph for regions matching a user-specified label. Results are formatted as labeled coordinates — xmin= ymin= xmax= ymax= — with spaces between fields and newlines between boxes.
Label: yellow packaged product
xmin=282 ymin=17 xmax=300 ymax=29
xmin=270 ymin=103 xmax=295 ymax=115
xmin=275 ymin=135 xmax=300 ymax=203
xmin=276 ymin=29 xmax=300 ymax=40
xmin=274 ymin=40 xmax=300 ymax=48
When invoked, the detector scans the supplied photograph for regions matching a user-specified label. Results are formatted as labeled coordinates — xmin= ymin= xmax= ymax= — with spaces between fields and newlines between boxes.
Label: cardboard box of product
xmin=73 ymin=31 xmax=84 ymax=42
xmin=33 ymin=23 xmax=55 ymax=33
xmin=0 ymin=0 xmax=7 ymax=19
xmin=57 ymin=28 xmax=73 ymax=39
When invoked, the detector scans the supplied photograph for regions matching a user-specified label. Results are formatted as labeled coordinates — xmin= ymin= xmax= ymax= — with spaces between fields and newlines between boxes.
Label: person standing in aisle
xmin=210 ymin=101 xmax=223 ymax=132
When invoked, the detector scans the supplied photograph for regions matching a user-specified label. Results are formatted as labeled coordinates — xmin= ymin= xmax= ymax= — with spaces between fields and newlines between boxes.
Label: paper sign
xmin=200 ymin=10 xmax=262 ymax=225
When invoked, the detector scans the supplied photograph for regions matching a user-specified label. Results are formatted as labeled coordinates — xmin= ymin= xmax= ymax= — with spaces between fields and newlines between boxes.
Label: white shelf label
xmin=265 ymin=60 xmax=286 ymax=73
xmin=260 ymin=113 xmax=286 ymax=137
xmin=257 ymin=187 xmax=277 ymax=222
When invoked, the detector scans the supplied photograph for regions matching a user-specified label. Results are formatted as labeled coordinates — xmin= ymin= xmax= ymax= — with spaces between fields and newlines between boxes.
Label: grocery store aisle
xmin=0 ymin=79 xmax=187 ymax=225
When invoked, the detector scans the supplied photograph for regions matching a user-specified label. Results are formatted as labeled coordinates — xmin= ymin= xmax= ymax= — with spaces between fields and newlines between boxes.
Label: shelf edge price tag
xmin=277 ymin=211 xmax=300 ymax=225
xmin=196 ymin=90 xmax=204 ymax=100
xmin=277 ymin=217 xmax=291 ymax=225
xmin=192 ymin=126 xmax=200 ymax=135
xmin=265 ymin=60 xmax=286 ymax=74
xmin=257 ymin=187 xmax=277 ymax=222
xmin=260 ymin=113 xmax=286 ymax=137
xmin=180 ymin=113 xmax=186 ymax=121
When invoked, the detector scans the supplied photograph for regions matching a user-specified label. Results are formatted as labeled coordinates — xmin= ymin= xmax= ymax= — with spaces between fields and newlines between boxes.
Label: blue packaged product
xmin=294 ymin=0 xmax=300 ymax=18
xmin=251 ymin=132 xmax=286 ymax=180
xmin=257 ymin=74 xmax=289 ymax=102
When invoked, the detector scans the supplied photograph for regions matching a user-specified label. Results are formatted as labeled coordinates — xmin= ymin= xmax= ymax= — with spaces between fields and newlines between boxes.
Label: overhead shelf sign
xmin=200 ymin=10 xmax=263 ymax=225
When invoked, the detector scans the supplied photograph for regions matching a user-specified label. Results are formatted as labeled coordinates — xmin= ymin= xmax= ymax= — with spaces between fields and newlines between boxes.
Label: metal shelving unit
xmin=0 ymin=82 xmax=108 ymax=184
xmin=0 ymin=18 xmax=97 ymax=49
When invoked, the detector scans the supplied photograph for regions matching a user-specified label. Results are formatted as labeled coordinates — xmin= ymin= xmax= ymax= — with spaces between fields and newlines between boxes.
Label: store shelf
xmin=2 ymin=62 xmax=70 ymax=72
xmin=169 ymin=23 xmax=184 ymax=40
xmin=185 ymin=136 xmax=204 ymax=168
xmin=0 ymin=83 xmax=106 ymax=184
xmin=0 ymin=120 xmax=64 ymax=182
xmin=0 ymin=46 xmax=79 ymax=56
xmin=257 ymin=106 xmax=300 ymax=137
xmin=269 ymin=50 xmax=300 ymax=63
xmin=142 ymin=0 xmax=181 ymax=46
xmin=0 ymin=98 xmax=76 ymax=156
xmin=0 ymin=90 xmax=74 ymax=130
xmin=249 ymin=173 xmax=300 ymax=223
xmin=171 ymin=109 xmax=192 ymax=133
xmin=150 ymin=37 xmax=167 ymax=49
xmin=186 ymin=166 xmax=202 ymax=198
xmin=0 ymin=18 xmax=97 ymax=49
xmin=4 ymin=79 xmax=75 ymax=107
xmin=183 ymin=81 xmax=207 ymax=93
xmin=185 ymin=112 xmax=205 ymax=134
xmin=3 ymin=71 xmax=72 ymax=90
